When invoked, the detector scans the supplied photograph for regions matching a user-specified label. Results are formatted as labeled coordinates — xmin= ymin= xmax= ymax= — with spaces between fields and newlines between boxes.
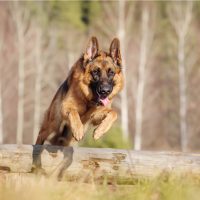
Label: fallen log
xmin=0 ymin=145 xmax=200 ymax=181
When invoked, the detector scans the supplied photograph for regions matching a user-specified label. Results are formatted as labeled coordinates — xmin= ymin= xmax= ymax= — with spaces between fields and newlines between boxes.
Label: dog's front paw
xmin=72 ymin=124 xmax=84 ymax=141
xmin=93 ymin=126 xmax=106 ymax=140
xmin=93 ymin=110 xmax=117 ymax=140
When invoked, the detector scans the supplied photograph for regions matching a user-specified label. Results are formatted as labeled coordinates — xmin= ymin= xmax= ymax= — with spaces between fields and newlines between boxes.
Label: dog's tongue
xmin=100 ymin=97 xmax=110 ymax=106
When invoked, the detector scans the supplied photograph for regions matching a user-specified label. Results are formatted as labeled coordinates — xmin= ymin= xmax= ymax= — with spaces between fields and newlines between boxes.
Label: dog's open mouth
xmin=90 ymin=82 xmax=111 ymax=106
xmin=99 ymin=97 xmax=110 ymax=106
xmin=96 ymin=92 xmax=110 ymax=106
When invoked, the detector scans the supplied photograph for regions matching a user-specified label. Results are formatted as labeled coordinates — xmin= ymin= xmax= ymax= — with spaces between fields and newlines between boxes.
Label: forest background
xmin=0 ymin=1 xmax=199 ymax=152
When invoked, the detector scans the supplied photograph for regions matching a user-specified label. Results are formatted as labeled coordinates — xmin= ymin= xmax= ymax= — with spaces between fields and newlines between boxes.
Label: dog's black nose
xmin=98 ymin=84 xmax=112 ymax=96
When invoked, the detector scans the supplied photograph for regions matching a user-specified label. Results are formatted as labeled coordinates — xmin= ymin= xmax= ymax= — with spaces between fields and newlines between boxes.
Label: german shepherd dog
xmin=35 ymin=37 xmax=124 ymax=146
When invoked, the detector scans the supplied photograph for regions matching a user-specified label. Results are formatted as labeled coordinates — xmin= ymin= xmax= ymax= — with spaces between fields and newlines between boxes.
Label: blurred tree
xmin=81 ymin=0 xmax=90 ymax=26
xmin=1 ymin=1 xmax=200 ymax=151
xmin=32 ymin=28 xmax=43 ymax=143
xmin=0 ymin=34 xmax=3 ymax=144
xmin=118 ymin=0 xmax=129 ymax=141
xmin=168 ymin=1 xmax=193 ymax=151
xmin=134 ymin=3 xmax=155 ymax=150
xmin=0 ymin=3 xmax=5 ymax=144
xmin=134 ymin=5 xmax=149 ymax=150
xmin=11 ymin=2 xmax=28 ymax=144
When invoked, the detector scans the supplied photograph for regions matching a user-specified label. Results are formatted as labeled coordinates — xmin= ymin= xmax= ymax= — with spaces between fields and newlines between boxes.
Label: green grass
xmin=1 ymin=174 xmax=200 ymax=200
xmin=80 ymin=125 xmax=131 ymax=149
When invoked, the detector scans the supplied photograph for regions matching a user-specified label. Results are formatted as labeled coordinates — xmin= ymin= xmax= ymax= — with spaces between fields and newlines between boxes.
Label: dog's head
xmin=79 ymin=37 xmax=123 ymax=106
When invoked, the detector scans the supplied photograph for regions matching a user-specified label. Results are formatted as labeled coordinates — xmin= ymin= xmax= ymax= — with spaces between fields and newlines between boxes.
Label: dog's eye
xmin=91 ymin=68 xmax=100 ymax=81
xmin=92 ymin=68 xmax=100 ymax=75
xmin=108 ymin=68 xmax=115 ymax=77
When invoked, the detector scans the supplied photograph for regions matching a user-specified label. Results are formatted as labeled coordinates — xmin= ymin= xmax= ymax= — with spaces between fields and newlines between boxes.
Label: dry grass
xmin=1 ymin=173 xmax=200 ymax=200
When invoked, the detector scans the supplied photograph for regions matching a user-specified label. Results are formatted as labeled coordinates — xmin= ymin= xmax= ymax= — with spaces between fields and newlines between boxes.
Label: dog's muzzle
xmin=97 ymin=82 xmax=113 ymax=99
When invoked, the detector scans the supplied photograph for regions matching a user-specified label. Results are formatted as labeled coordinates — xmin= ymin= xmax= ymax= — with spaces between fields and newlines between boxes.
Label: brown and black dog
xmin=35 ymin=37 xmax=124 ymax=146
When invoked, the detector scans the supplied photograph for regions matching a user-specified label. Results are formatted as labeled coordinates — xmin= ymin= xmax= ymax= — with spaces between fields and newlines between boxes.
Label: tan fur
xmin=35 ymin=37 xmax=123 ymax=146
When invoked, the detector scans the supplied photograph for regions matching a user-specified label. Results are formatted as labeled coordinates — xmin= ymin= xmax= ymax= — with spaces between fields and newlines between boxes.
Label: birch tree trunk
xmin=168 ymin=2 xmax=193 ymax=151
xmin=33 ymin=28 xmax=43 ymax=143
xmin=12 ymin=3 xmax=26 ymax=144
xmin=0 ymin=38 xmax=3 ymax=143
xmin=0 ymin=82 xmax=2 ymax=144
xmin=0 ymin=72 xmax=2 ymax=144
xmin=178 ymin=3 xmax=192 ymax=152
xmin=178 ymin=33 xmax=187 ymax=151
xmin=118 ymin=0 xmax=129 ymax=141
xmin=134 ymin=6 xmax=150 ymax=150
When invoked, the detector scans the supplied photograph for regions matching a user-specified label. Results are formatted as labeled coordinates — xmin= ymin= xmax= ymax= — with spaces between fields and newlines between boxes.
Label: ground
xmin=0 ymin=173 xmax=200 ymax=200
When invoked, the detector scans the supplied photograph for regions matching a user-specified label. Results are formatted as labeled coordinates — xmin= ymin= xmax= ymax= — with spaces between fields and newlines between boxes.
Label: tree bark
xmin=118 ymin=0 xmax=129 ymax=141
xmin=134 ymin=6 xmax=149 ymax=150
xmin=178 ymin=33 xmax=187 ymax=151
xmin=33 ymin=28 xmax=43 ymax=143
xmin=13 ymin=3 xmax=25 ymax=144
xmin=0 ymin=38 xmax=3 ymax=144
xmin=0 ymin=81 xmax=2 ymax=144
xmin=168 ymin=2 xmax=193 ymax=151
xmin=0 ymin=145 xmax=200 ymax=181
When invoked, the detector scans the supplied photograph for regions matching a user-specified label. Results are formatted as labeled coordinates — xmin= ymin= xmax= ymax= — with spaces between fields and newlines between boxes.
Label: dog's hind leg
xmin=35 ymin=128 xmax=50 ymax=145
xmin=35 ymin=122 xmax=56 ymax=145
xmin=51 ymin=125 xmax=76 ymax=146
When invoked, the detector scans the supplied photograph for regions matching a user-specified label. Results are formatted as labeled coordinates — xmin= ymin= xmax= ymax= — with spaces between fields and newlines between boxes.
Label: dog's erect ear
xmin=110 ymin=38 xmax=122 ymax=66
xmin=84 ymin=36 xmax=99 ymax=61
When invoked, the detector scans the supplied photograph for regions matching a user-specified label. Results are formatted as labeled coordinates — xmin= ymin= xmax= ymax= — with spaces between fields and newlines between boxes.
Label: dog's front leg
xmin=83 ymin=107 xmax=117 ymax=140
xmin=62 ymin=108 xmax=84 ymax=141
xmin=93 ymin=110 xmax=117 ymax=140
